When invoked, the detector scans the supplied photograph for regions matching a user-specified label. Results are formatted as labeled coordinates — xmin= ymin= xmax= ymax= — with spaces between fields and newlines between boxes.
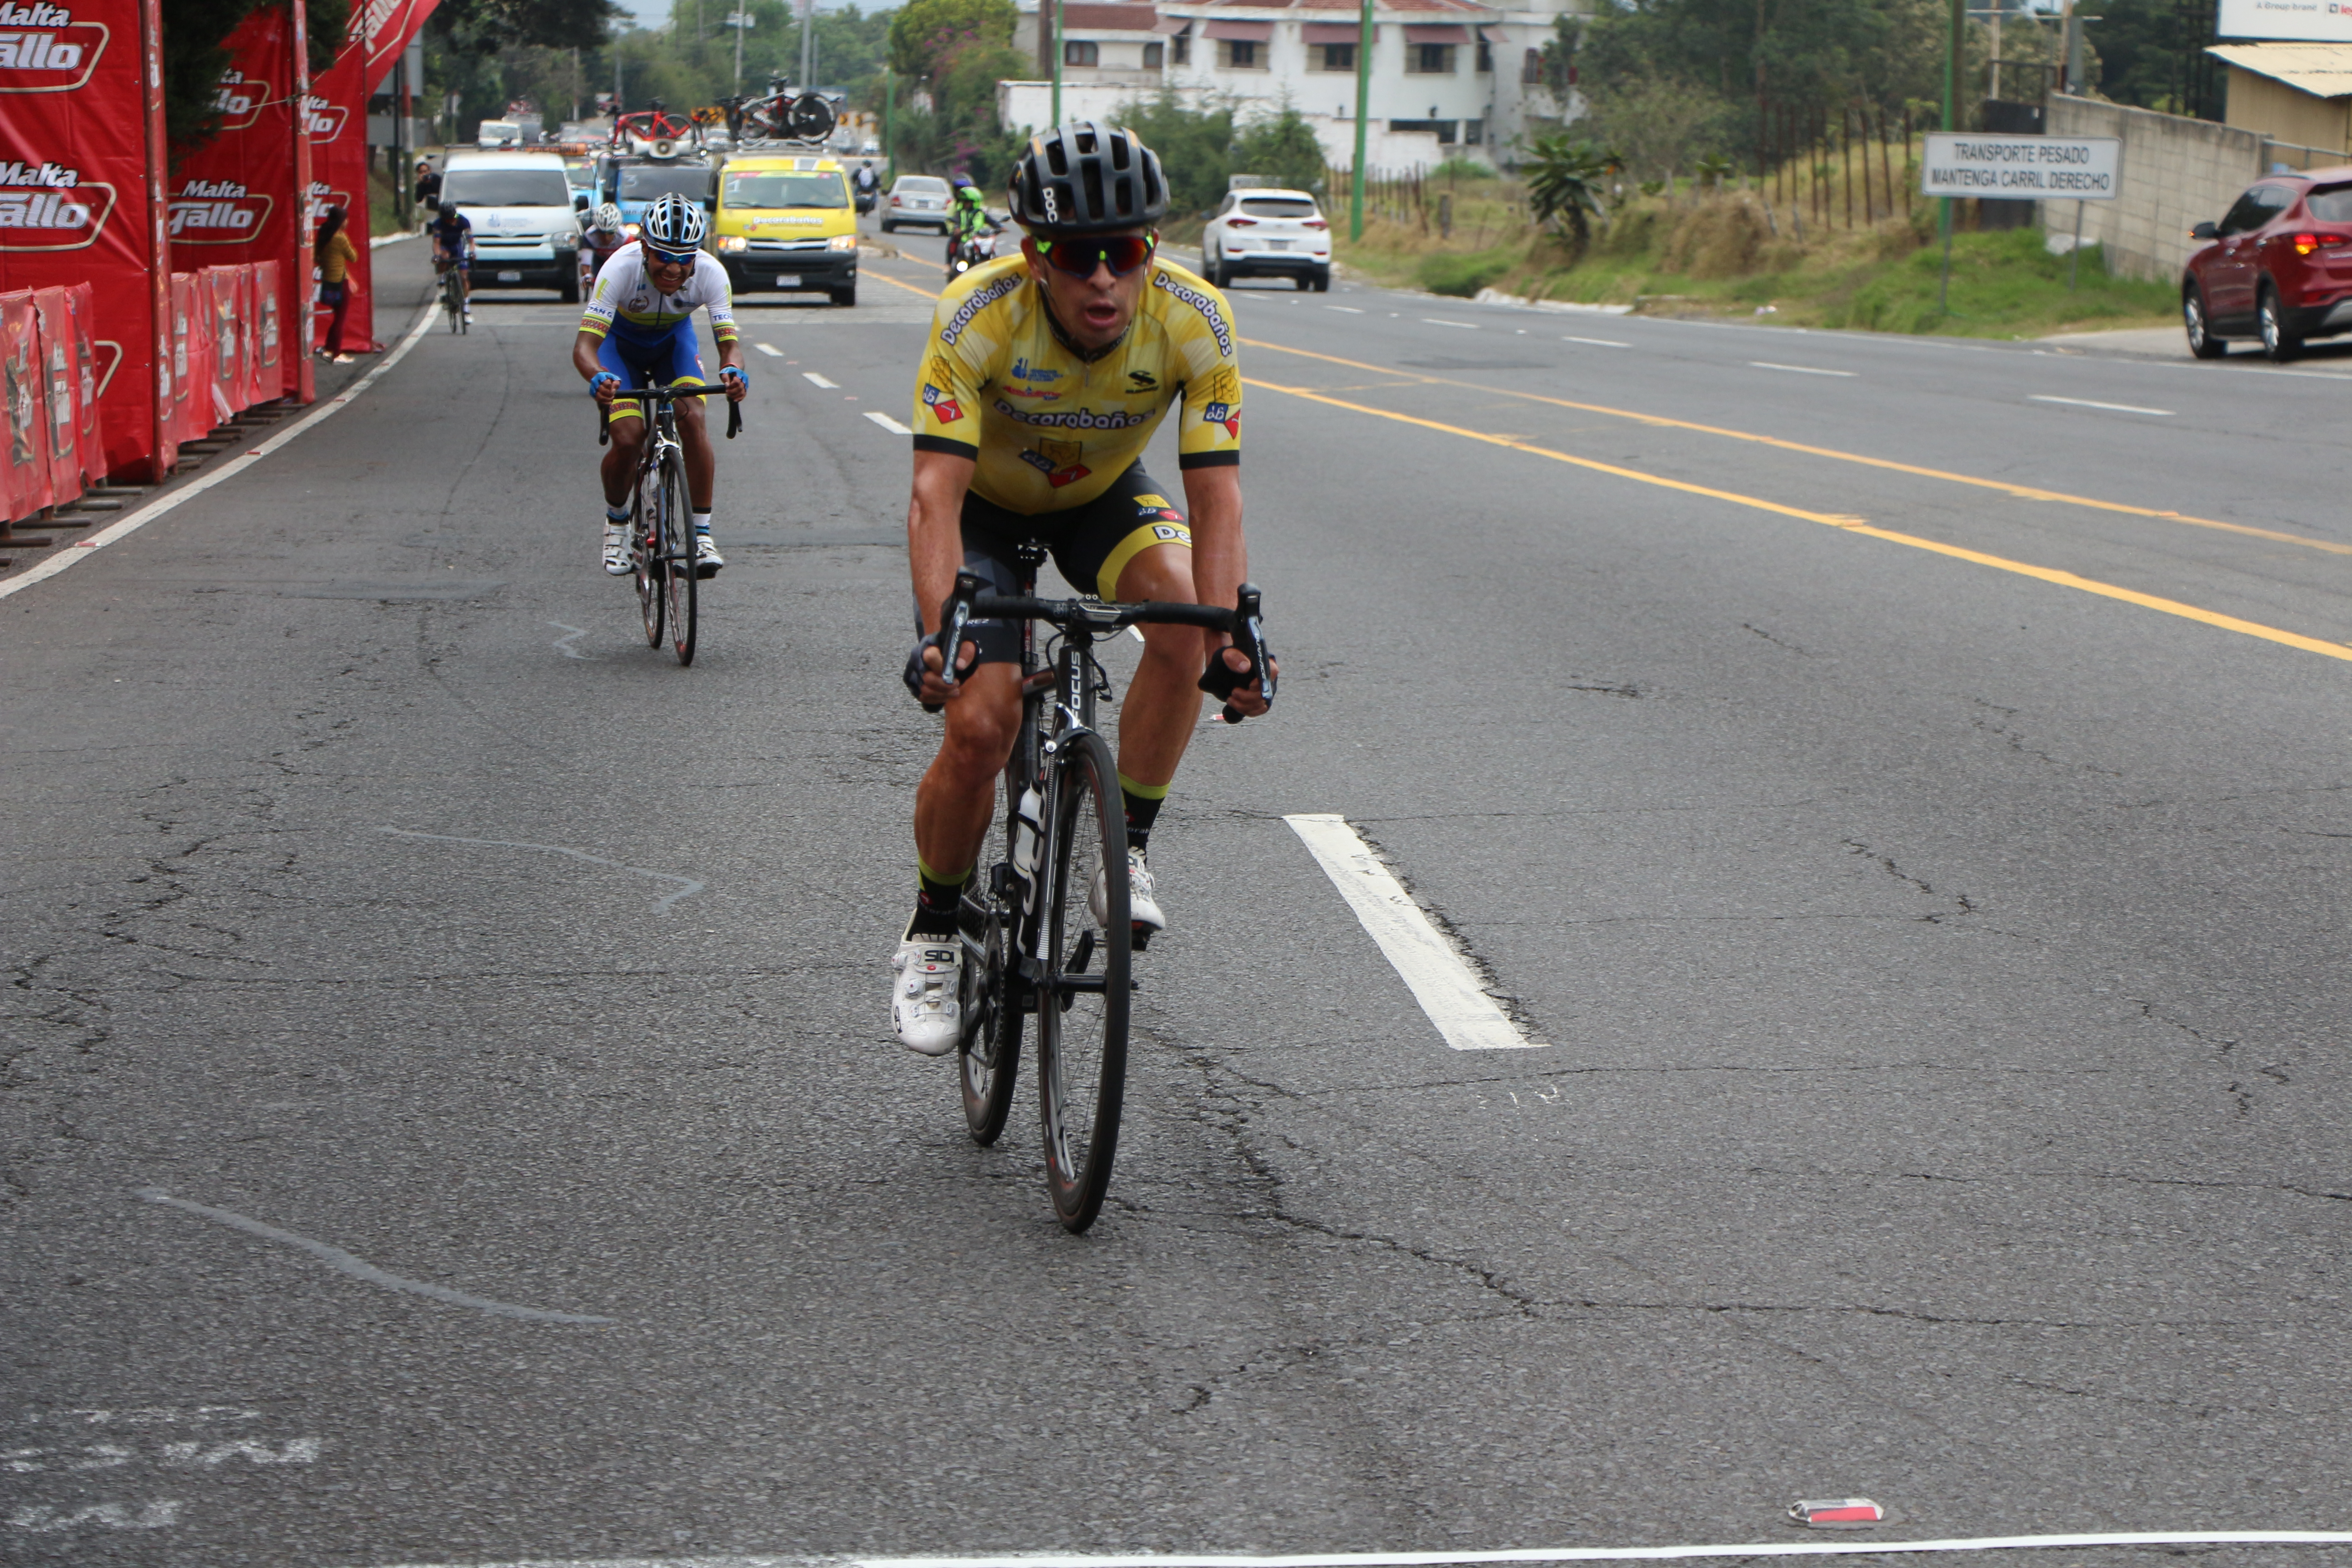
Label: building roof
xmin=2209 ymin=42 xmax=2352 ymax=98
xmin=1060 ymin=2 xmax=1166 ymax=30
xmin=1161 ymin=0 xmax=1497 ymax=15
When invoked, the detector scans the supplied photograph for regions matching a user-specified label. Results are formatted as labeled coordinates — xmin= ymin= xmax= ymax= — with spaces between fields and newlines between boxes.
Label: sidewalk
xmin=0 ymin=242 xmax=436 ymax=588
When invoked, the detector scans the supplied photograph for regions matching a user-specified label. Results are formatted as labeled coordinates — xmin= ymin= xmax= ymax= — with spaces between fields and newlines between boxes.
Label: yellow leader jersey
xmin=909 ymin=254 xmax=1242 ymax=513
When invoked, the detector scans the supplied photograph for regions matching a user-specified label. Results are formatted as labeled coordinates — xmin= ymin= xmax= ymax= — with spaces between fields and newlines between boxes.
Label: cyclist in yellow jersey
xmin=890 ymin=122 xmax=1274 ymax=1056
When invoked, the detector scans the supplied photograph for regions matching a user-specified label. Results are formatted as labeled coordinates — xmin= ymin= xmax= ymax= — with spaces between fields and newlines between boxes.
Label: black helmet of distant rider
xmin=1007 ymin=121 xmax=1168 ymax=236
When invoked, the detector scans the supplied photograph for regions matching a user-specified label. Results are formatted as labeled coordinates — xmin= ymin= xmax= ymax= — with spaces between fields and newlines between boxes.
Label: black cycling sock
xmin=1119 ymin=775 xmax=1166 ymax=852
xmin=911 ymin=861 xmax=970 ymax=938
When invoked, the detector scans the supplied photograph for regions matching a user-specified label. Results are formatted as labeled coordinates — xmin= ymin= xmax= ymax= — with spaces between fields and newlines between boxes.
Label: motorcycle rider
xmin=945 ymin=175 xmax=1001 ymax=276
xmin=853 ymin=158 xmax=881 ymax=213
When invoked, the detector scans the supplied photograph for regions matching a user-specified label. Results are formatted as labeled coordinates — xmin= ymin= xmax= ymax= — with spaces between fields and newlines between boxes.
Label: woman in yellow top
xmin=316 ymin=206 xmax=360 ymax=363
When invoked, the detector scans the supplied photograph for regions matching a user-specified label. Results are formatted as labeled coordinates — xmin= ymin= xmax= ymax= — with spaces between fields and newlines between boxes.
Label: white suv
xmin=1201 ymin=189 xmax=1331 ymax=291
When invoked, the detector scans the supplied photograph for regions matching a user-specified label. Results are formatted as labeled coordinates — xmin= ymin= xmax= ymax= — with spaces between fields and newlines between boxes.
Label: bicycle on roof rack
xmin=936 ymin=553 xmax=1272 ymax=1233
xmin=718 ymin=84 xmax=839 ymax=149
xmin=598 ymin=383 xmax=742 ymax=666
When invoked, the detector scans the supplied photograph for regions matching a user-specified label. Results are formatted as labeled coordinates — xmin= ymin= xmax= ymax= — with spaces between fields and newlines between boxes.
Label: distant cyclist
xmin=888 ymin=122 xmax=1272 ymax=1054
xmin=570 ymin=191 xmax=747 ymax=579
xmin=429 ymin=198 xmax=473 ymax=323
xmin=582 ymin=201 xmax=631 ymax=277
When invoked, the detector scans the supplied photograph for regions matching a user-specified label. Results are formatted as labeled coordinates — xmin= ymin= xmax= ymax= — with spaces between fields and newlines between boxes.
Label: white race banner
xmin=2217 ymin=0 xmax=2352 ymax=42
xmin=1921 ymin=133 xmax=2122 ymax=199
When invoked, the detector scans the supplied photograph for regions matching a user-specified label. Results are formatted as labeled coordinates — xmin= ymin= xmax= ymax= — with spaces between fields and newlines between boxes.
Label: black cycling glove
xmin=902 ymin=632 xmax=977 ymax=712
xmin=1197 ymin=645 xmax=1261 ymax=702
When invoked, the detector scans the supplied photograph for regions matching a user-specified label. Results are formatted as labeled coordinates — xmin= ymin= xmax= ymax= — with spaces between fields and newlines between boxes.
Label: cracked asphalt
xmin=5 ymin=231 xmax=2351 ymax=1567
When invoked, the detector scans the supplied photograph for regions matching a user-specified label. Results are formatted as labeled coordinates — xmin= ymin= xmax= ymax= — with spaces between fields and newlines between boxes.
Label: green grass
xmin=1335 ymin=189 xmax=2181 ymax=340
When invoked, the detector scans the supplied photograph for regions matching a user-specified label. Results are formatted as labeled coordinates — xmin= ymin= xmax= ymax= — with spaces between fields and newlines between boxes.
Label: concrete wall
xmin=2043 ymin=95 xmax=2265 ymax=283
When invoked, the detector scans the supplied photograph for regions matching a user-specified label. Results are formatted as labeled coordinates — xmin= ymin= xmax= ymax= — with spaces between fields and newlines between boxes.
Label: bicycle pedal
xmin=1130 ymin=926 xmax=1152 ymax=952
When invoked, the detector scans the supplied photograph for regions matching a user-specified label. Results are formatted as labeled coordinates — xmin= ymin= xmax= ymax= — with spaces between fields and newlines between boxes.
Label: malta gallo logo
xmin=211 ymin=64 xmax=272 ymax=132
xmin=306 ymin=179 xmax=353 ymax=223
xmin=171 ymin=177 xmax=272 ymax=241
xmin=0 ymin=158 xmax=114 ymax=250
xmin=0 ymin=4 xmax=108 ymax=93
xmin=303 ymin=91 xmax=348 ymax=141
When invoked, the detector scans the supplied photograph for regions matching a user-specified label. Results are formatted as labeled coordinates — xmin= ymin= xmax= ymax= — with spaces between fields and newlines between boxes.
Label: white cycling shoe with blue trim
xmin=1089 ymin=845 xmax=1166 ymax=935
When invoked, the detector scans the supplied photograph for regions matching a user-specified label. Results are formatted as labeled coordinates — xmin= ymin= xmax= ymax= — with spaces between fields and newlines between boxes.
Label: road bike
xmin=598 ymin=383 xmax=742 ymax=667
xmin=437 ymin=257 xmax=467 ymax=334
xmin=939 ymin=556 xmax=1272 ymax=1232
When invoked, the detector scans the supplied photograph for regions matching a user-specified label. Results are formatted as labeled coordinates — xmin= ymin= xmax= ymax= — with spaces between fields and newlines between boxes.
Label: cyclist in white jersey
xmin=571 ymin=193 xmax=748 ymax=578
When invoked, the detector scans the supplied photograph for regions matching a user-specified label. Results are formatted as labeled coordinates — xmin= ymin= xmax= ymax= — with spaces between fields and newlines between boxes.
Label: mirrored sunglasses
xmin=1038 ymin=234 xmax=1156 ymax=278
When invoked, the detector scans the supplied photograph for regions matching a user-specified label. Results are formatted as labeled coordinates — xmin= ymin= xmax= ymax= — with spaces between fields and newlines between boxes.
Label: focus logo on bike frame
xmin=170 ymin=178 xmax=271 ymax=241
xmin=0 ymin=4 xmax=106 ymax=93
xmin=0 ymin=157 xmax=112 ymax=250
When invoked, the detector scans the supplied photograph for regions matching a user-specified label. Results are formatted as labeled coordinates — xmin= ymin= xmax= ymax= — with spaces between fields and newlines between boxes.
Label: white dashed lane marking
xmin=864 ymin=411 xmax=912 ymax=434
xmin=1750 ymin=361 xmax=1856 ymax=377
xmin=2029 ymin=393 xmax=2174 ymax=416
xmin=1284 ymin=813 xmax=1544 ymax=1053
xmin=803 ymin=371 xmax=840 ymax=388
xmin=1421 ymin=318 xmax=1479 ymax=330
xmin=1564 ymin=336 xmax=1630 ymax=348
xmin=753 ymin=342 xmax=783 ymax=357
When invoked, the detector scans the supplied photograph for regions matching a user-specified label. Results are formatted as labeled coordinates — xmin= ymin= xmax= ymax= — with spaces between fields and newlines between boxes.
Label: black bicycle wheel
xmin=1035 ymin=730 xmax=1129 ymax=1232
xmin=445 ymin=272 xmax=461 ymax=332
xmin=660 ymin=445 xmax=696 ymax=666
xmin=634 ymin=458 xmax=664 ymax=649
xmin=958 ymin=780 xmax=1025 ymax=1145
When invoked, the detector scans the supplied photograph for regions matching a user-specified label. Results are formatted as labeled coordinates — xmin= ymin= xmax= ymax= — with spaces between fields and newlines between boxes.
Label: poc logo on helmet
xmin=1041 ymin=185 xmax=1058 ymax=224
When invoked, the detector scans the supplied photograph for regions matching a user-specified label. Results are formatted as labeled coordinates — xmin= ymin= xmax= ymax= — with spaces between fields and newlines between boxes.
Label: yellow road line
xmin=868 ymin=267 xmax=941 ymax=301
xmin=1240 ymin=337 xmax=2352 ymax=558
xmin=1244 ymin=377 xmax=2352 ymax=665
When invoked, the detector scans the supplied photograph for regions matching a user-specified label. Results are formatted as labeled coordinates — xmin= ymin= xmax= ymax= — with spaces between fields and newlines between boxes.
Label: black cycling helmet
xmin=1007 ymin=121 xmax=1167 ymax=235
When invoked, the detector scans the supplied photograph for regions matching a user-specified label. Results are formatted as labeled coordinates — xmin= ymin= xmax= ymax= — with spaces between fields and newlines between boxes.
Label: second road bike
xmin=938 ymin=554 xmax=1272 ymax=1232
xmin=599 ymin=383 xmax=742 ymax=667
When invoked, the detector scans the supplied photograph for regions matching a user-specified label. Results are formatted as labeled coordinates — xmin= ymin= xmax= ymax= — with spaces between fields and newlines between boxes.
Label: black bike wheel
xmin=1035 ymin=730 xmax=1129 ymax=1232
xmin=958 ymin=784 xmax=1025 ymax=1145
xmin=634 ymin=460 xmax=664 ymax=649
xmin=661 ymin=446 xmax=696 ymax=666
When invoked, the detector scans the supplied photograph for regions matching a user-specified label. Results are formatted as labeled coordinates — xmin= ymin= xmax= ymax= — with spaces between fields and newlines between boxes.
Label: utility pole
xmin=1350 ymin=0 xmax=1372 ymax=240
xmin=800 ymin=0 xmax=815 ymax=92
xmin=1939 ymin=0 xmax=1960 ymax=312
xmin=884 ymin=70 xmax=896 ymax=181
xmin=730 ymin=10 xmax=747 ymax=94
xmin=1052 ymin=0 xmax=1064 ymax=124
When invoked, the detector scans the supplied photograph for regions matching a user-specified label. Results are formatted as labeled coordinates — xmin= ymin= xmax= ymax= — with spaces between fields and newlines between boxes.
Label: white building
xmin=1002 ymin=0 xmax=1586 ymax=172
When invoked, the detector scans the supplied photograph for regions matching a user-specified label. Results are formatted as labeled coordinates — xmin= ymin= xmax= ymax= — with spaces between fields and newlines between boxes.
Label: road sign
xmin=2218 ymin=0 xmax=2352 ymax=41
xmin=1921 ymin=132 xmax=2122 ymax=200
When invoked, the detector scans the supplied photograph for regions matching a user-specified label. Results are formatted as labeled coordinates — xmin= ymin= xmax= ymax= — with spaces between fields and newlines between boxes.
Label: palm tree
xmin=1523 ymin=135 xmax=1613 ymax=259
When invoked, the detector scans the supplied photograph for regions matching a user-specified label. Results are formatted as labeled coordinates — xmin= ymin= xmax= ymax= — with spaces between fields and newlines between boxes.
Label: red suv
xmin=2182 ymin=169 xmax=2352 ymax=360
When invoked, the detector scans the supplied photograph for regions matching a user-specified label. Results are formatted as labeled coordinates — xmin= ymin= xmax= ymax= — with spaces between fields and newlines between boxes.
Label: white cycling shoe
xmin=891 ymin=920 xmax=963 ymax=1057
xmin=693 ymin=533 xmax=725 ymax=578
xmin=601 ymin=523 xmax=631 ymax=576
xmin=1089 ymin=845 xmax=1166 ymax=935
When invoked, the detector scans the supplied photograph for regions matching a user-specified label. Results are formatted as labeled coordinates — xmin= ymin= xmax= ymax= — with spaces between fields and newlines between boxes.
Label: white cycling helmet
xmin=594 ymin=201 xmax=624 ymax=233
xmin=640 ymin=192 xmax=708 ymax=256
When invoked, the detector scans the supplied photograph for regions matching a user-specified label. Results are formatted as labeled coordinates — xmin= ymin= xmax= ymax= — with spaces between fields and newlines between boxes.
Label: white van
xmin=440 ymin=148 xmax=590 ymax=302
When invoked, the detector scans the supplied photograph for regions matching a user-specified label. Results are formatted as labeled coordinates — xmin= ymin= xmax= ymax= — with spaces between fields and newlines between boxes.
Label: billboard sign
xmin=2217 ymin=0 xmax=2352 ymax=41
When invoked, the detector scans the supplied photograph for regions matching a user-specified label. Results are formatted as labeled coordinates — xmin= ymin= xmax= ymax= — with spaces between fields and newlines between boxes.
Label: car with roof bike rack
xmin=597 ymin=383 xmax=743 ymax=667
xmin=936 ymin=559 xmax=1273 ymax=1233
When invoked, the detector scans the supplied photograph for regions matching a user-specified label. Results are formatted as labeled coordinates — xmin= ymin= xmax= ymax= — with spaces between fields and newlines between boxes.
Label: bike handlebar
xmin=597 ymin=382 xmax=744 ymax=445
xmin=941 ymin=578 xmax=1276 ymax=724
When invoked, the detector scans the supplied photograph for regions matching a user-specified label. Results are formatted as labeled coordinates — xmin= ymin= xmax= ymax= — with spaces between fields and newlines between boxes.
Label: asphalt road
xmin=6 ymin=225 xmax=2352 ymax=1568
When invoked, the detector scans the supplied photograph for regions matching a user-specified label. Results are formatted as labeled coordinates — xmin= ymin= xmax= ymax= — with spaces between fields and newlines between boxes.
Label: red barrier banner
xmin=237 ymin=261 xmax=264 ymax=407
xmin=0 ymin=0 xmax=172 ymax=480
xmin=203 ymin=264 xmax=244 ymax=416
xmin=62 ymin=277 xmax=94 ymax=478
xmin=251 ymin=256 xmax=279 ymax=402
xmin=1 ymin=288 xmax=51 ymax=517
xmin=31 ymin=283 xmax=82 ymax=504
xmin=308 ymin=0 xmax=438 ymax=354
xmin=167 ymin=270 xmax=205 ymax=445
xmin=171 ymin=1 xmax=312 ymax=402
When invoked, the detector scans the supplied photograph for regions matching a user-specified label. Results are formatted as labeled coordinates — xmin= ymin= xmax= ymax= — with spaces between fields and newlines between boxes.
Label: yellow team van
xmin=710 ymin=155 xmax=858 ymax=306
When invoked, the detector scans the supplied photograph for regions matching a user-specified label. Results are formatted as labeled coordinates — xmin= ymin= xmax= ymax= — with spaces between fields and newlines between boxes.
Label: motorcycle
xmin=853 ymin=183 xmax=878 ymax=215
xmin=946 ymin=224 xmax=1002 ymax=282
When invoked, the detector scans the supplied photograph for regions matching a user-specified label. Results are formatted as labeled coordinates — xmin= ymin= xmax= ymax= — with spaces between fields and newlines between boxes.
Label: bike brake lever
xmin=939 ymin=569 xmax=985 ymax=691
xmin=1221 ymin=581 xmax=1272 ymax=725
xmin=598 ymin=402 xmax=611 ymax=447
xmin=726 ymin=398 xmax=742 ymax=440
